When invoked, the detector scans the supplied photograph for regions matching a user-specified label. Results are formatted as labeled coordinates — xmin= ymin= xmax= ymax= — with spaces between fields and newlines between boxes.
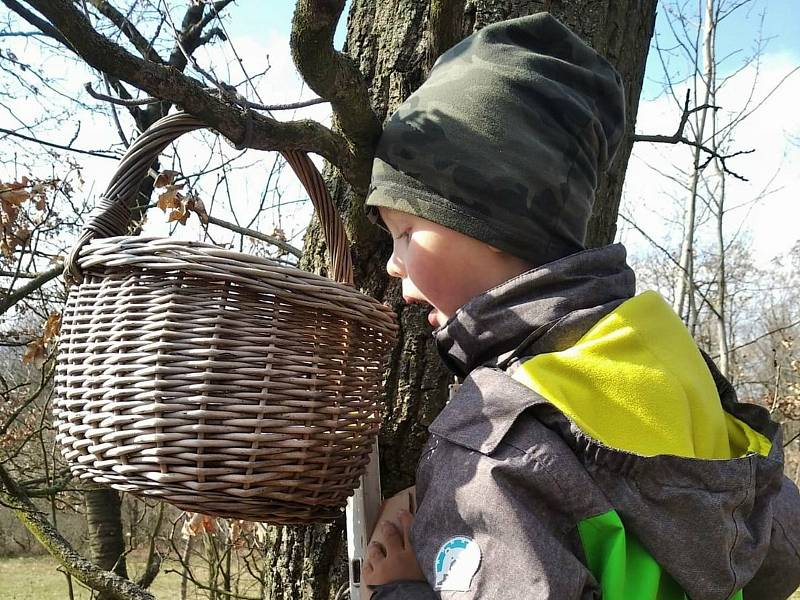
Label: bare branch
xmin=164 ymin=1 xmax=232 ymax=71
xmin=206 ymin=215 xmax=303 ymax=258
xmin=242 ymin=96 xmax=328 ymax=112
xmin=619 ymin=212 xmax=723 ymax=321
xmin=712 ymin=317 xmax=800 ymax=359
xmin=23 ymin=0 xmax=361 ymax=189
xmin=1 ymin=0 xmax=71 ymax=47
xmin=634 ymin=89 xmax=753 ymax=182
xmin=0 ymin=270 xmax=38 ymax=278
xmin=103 ymin=75 xmax=130 ymax=147
xmin=0 ymin=126 xmax=120 ymax=158
xmin=84 ymin=81 xmax=160 ymax=106
xmin=84 ymin=0 xmax=163 ymax=63
xmin=0 ymin=465 xmax=157 ymax=600
xmin=290 ymin=0 xmax=380 ymax=177
xmin=0 ymin=30 xmax=50 ymax=37
xmin=0 ymin=264 xmax=63 ymax=316
xmin=85 ymin=83 xmax=328 ymax=112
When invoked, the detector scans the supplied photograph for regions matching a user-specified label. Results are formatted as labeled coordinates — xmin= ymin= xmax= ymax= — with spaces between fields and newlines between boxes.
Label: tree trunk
xmin=84 ymin=487 xmax=129 ymax=600
xmin=263 ymin=1 xmax=657 ymax=597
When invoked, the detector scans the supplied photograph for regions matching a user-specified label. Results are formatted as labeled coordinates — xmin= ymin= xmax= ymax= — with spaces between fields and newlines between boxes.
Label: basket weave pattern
xmin=54 ymin=115 xmax=397 ymax=523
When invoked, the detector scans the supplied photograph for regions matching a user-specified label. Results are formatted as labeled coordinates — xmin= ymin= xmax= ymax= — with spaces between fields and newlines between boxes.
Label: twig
xmin=0 ymin=127 xmax=121 ymax=159
xmin=2 ymin=0 xmax=71 ymax=47
xmin=84 ymin=0 xmax=163 ymax=63
xmin=103 ymin=76 xmax=130 ymax=147
xmin=633 ymin=89 xmax=752 ymax=181
xmin=206 ymin=215 xmax=302 ymax=258
xmin=24 ymin=0 xmax=358 ymax=189
xmin=84 ymin=82 xmax=160 ymax=106
xmin=237 ymin=96 xmax=328 ymax=112
xmin=0 ymin=270 xmax=37 ymax=278
xmin=163 ymin=567 xmax=261 ymax=600
xmin=85 ymin=81 xmax=327 ymax=112
xmin=769 ymin=364 xmax=782 ymax=415
xmin=711 ymin=317 xmax=800 ymax=359
xmin=618 ymin=213 xmax=723 ymax=321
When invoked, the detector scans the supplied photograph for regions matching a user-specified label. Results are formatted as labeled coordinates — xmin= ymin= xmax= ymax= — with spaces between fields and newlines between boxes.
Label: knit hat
xmin=365 ymin=13 xmax=625 ymax=266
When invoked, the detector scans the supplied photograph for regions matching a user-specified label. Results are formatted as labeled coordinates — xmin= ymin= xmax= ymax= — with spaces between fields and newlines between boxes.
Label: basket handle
xmin=64 ymin=112 xmax=354 ymax=286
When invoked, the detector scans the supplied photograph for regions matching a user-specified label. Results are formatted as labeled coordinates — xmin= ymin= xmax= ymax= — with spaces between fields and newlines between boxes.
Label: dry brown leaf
xmin=182 ymin=512 xmax=218 ymax=538
xmin=31 ymin=183 xmax=48 ymax=211
xmin=167 ymin=209 xmax=189 ymax=225
xmin=157 ymin=184 xmax=184 ymax=211
xmin=154 ymin=170 xmax=180 ymax=188
xmin=42 ymin=313 xmax=62 ymax=343
xmin=0 ymin=188 xmax=30 ymax=206
xmin=13 ymin=227 xmax=30 ymax=245
xmin=22 ymin=338 xmax=45 ymax=366
xmin=188 ymin=194 xmax=209 ymax=224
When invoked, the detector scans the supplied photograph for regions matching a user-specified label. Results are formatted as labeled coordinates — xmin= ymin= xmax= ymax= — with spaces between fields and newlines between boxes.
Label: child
xmin=361 ymin=13 xmax=800 ymax=600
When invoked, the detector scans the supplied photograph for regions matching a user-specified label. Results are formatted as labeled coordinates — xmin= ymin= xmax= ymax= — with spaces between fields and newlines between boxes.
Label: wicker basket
xmin=54 ymin=113 xmax=397 ymax=523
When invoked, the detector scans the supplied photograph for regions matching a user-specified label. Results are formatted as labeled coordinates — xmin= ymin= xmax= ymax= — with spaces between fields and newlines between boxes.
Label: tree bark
xmin=264 ymin=1 xmax=657 ymax=598
xmin=84 ymin=487 xmax=129 ymax=600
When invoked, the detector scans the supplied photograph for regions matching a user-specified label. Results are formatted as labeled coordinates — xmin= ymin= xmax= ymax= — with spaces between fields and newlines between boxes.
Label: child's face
xmin=379 ymin=207 xmax=534 ymax=328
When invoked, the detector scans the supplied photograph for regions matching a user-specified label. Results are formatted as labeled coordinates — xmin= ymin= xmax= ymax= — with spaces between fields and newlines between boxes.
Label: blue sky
xmin=221 ymin=1 xmax=799 ymax=114
xmin=224 ymin=1 xmax=799 ymax=77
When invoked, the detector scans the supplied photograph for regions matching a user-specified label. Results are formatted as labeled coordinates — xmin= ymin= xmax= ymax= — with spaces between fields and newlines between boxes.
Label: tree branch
xmin=1 ymin=0 xmax=71 ymax=47
xmin=712 ymin=317 xmax=800 ymax=359
xmin=84 ymin=81 xmax=159 ymax=106
xmin=23 ymin=0 xmax=360 ymax=188
xmin=164 ymin=1 xmax=233 ymax=72
xmin=290 ymin=0 xmax=380 ymax=187
xmin=0 ymin=465 xmax=156 ymax=600
xmin=84 ymin=0 xmax=163 ymax=63
xmin=633 ymin=89 xmax=752 ymax=181
xmin=618 ymin=213 xmax=723 ymax=321
xmin=0 ymin=126 xmax=121 ymax=158
xmin=0 ymin=264 xmax=63 ymax=316
xmin=85 ymin=82 xmax=328 ymax=112
xmin=206 ymin=215 xmax=302 ymax=258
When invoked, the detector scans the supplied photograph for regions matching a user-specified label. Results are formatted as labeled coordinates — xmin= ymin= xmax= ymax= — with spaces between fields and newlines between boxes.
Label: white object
xmin=346 ymin=443 xmax=382 ymax=600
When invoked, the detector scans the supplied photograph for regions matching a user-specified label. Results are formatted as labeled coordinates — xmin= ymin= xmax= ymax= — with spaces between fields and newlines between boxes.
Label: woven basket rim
xmin=74 ymin=235 xmax=398 ymax=334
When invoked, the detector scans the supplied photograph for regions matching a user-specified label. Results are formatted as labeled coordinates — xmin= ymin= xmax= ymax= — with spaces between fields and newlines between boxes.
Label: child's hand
xmin=363 ymin=509 xmax=425 ymax=588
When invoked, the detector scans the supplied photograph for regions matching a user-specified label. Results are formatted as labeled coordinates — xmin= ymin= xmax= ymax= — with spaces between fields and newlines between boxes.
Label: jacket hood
xmin=434 ymin=244 xmax=635 ymax=378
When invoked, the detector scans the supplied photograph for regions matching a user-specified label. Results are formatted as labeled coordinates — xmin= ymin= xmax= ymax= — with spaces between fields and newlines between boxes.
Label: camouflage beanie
xmin=365 ymin=12 xmax=625 ymax=266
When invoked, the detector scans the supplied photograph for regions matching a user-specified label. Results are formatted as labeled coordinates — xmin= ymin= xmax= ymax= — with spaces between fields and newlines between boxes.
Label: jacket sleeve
xmin=744 ymin=474 xmax=800 ymax=600
xmin=371 ymin=431 xmax=599 ymax=600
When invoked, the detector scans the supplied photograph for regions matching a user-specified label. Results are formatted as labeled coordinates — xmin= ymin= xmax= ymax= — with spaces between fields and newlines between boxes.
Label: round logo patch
xmin=433 ymin=536 xmax=482 ymax=592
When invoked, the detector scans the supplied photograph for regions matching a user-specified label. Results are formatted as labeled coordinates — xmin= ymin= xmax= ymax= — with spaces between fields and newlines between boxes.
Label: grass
xmin=0 ymin=555 xmax=264 ymax=600
xmin=1 ymin=555 xmax=799 ymax=599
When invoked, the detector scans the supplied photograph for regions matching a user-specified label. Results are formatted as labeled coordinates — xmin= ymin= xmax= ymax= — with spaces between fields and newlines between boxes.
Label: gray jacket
xmin=373 ymin=245 xmax=800 ymax=600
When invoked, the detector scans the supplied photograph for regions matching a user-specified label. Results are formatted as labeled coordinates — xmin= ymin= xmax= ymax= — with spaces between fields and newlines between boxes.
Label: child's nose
xmin=386 ymin=251 xmax=404 ymax=278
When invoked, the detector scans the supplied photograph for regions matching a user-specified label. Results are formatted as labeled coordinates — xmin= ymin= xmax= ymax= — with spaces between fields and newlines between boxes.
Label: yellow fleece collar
xmin=511 ymin=291 xmax=770 ymax=459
